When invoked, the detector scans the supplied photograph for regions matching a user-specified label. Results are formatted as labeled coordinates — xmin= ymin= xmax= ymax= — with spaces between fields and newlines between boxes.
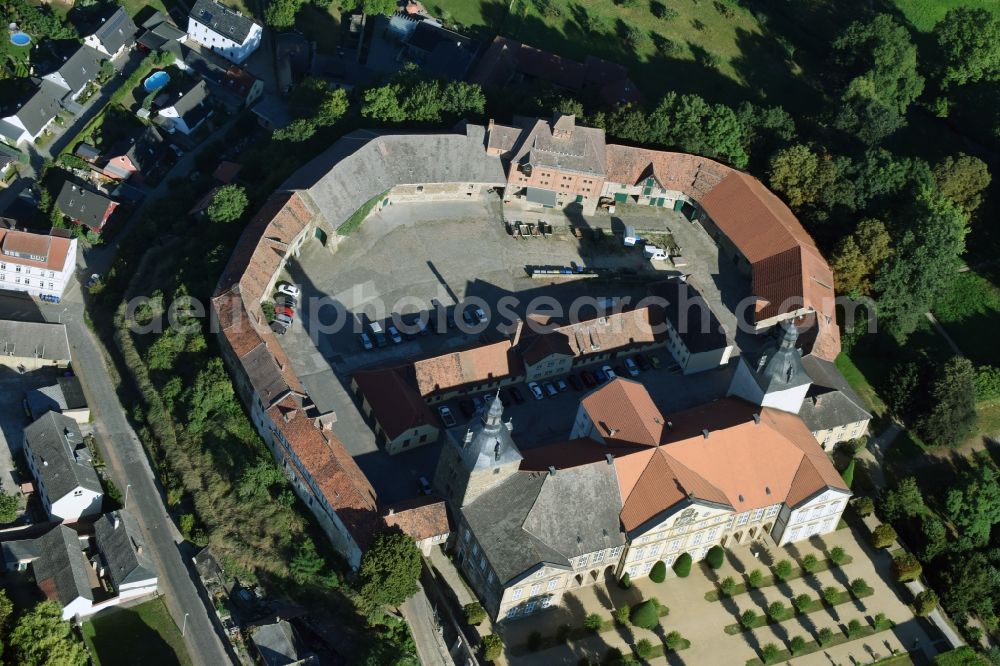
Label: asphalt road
xmin=36 ymin=290 xmax=234 ymax=665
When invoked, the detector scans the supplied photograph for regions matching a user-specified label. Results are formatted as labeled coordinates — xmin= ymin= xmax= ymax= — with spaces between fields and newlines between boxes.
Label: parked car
xmin=418 ymin=477 xmax=432 ymax=495
xmin=270 ymin=321 xmax=287 ymax=335
xmin=459 ymin=399 xmax=475 ymax=417
xmin=462 ymin=309 xmax=477 ymax=326
xmin=635 ymin=354 xmax=651 ymax=371
xmin=438 ymin=405 xmax=456 ymax=427
xmin=276 ymin=305 xmax=294 ymax=318
xmin=509 ymin=387 xmax=525 ymax=404
xmin=359 ymin=333 xmax=374 ymax=350
xmin=387 ymin=325 xmax=403 ymax=344
xmin=276 ymin=283 xmax=300 ymax=298
xmin=369 ymin=321 xmax=388 ymax=347
xmin=556 ymin=379 xmax=569 ymax=392
xmin=474 ymin=306 xmax=488 ymax=323
xmin=594 ymin=369 xmax=607 ymax=383
xmin=603 ymin=365 xmax=616 ymax=379
xmin=581 ymin=371 xmax=597 ymax=387
xmin=625 ymin=358 xmax=640 ymax=376
xmin=567 ymin=374 xmax=582 ymax=391
xmin=543 ymin=382 xmax=558 ymax=397
xmin=528 ymin=381 xmax=544 ymax=400
xmin=275 ymin=294 xmax=297 ymax=308
xmin=275 ymin=313 xmax=293 ymax=326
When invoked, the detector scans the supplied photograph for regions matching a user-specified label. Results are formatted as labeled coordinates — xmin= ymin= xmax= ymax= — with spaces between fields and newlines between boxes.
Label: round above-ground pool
xmin=143 ymin=70 xmax=170 ymax=93
xmin=10 ymin=32 xmax=30 ymax=47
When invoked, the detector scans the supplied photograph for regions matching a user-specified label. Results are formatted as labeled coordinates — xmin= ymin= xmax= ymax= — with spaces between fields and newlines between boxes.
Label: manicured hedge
xmin=673 ymin=553 xmax=692 ymax=577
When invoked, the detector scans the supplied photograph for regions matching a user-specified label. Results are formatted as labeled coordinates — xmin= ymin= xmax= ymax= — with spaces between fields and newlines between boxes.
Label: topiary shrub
xmin=631 ymin=600 xmax=659 ymax=630
xmin=801 ymin=554 xmax=819 ymax=573
xmin=747 ymin=568 xmax=764 ymax=588
xmin=830 ymin=546 xmax=846 ymax=566
xmin=892 ymin=552 xmax=922 ymax=582
xmin=822 ymin=586 xmax=840 ymax=606
xmin=841 ymin=459 xmax=855 ymax=488
xmin=789 ymin=635 xmax=807 ymax=655
xmin=584 ymin=612 xmax=604 ymax=632
xmin=761 ymin=643 xmax=781 ymax=664
xmin=915 ymin=589 xmax=939 ymax=616
xmin=635 ymin=638 xmax=654 ymax=659
xmin=649 ymin=560 xmax=666 ymax=583
xmin=614 ymin=605 xmax=631 ymax=626
xmin=818 ymin=627 xmax=834 ymax=645
xmin=664 ymin=630 xmax=684 ymax=651
xmin=873 ymin=612 xmax=891 ymax=630
xmin=855 ymin=496 xmax=875 ymax=517
xmin=773 ymin=559 xmax=793 ymax=581
xmin=481 ymin=634 xmax=503 ymax=661
xmin=872 ymin=523 xmax=897 ymax=549
xmin=720 ymin=576 xmax=737 ymax=597
xmin=706 ymin=545 xmax=725 ymax=570
xmin=463 ymin=602 xmax=486 ymax=626
xmin=847 ymin=619 xmax=862 ymax=639
xmin=767 ymin=600 xmax=786 ymax=622
xmin=740 ymin=608 xmax=758 ymax=629
xmin=793 ymin=593 xmax=812 ymax=613
xmin=673 ymin=553 xmax=692 ymax=578
xmin=850 ymin=577 xmax=870 ymax=597
xmin=619 ymin=572 xmax=632 ymax=589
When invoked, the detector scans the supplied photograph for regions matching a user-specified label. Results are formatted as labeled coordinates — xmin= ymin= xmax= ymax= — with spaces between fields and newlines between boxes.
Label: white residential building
xmin=0 ymin=229 xmax=78 ymax=300
xmin=186 ymin=0 xmax=262 ymax=64
xmin=23 ymin=412 xmax=103 ymax=523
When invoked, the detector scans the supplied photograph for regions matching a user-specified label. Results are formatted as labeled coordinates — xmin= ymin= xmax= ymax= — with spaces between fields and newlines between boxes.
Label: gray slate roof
xmin=11 ymin=80 xmax=66 ymax=137
xmin=26 ymin=376 xmax=87 ymax=420
xmin=251 ymin=619 xmax=315 ymax=666
xmin=32 ymin=525 xmax=92 ymax=605
xmin=0 ymin=319 xmax=70 ymax=361
xmin=189 ymin=0 xmax=259 ymax=43
xmin=799 ymin=355 xmax=872 ymax=432
xmin=455 ymin=396 xmax=522 ymax=472
xmin=24 ymin=412 xmax=102 ymax=503
xmin=95 ymin=510 xmax=156 ymax=590
xmin=747 ymin=322 xmax=810 ymax=394
xmin=2 ymin=537 xmax=41 ymax=565
xmin=92 ymin=7 xmax=137 ymax=55
xmin=169 ymin=79 xmax=212 ymax=128
xmin=56 ymin=181 xmax=116 ymax=230
xmin=53 ymin=46 xmax=104 ymax=94
xmin=653 ymin=277 xmax=729 ymax=353
xmin=504 ymin=114 xmax=607 ymax=177
xmin=286 ymin=126 xmax=506 ymax=228
xmin=462 ymin=461 xmax=625 ymax=585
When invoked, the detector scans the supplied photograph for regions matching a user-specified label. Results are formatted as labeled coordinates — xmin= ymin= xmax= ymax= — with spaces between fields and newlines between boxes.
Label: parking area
xmin=274 ymin=196 xmax=753 ymax=503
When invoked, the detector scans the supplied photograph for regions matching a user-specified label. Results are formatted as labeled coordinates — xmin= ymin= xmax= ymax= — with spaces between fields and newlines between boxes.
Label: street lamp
xmin=124 ymin=483 xmax=131 ymax=510
xmin=181 ymin=612 xmax=189 ymax=636
xmin=58 ymin=307 xmax=67 ymax=323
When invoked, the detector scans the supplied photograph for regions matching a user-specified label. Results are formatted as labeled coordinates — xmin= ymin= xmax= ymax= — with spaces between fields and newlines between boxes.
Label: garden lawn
xmin=82 ymin=598 xmax=191 ymax=666
xmin=932 ymin=271 xmax=1000 ymax=367
xmin=836 ymin=352 xmax=887 ymax=420
xmin=891 ymin=0 xmax=1000 ymax=31
xmin=425 ymin=0 xmax=814 ymax=109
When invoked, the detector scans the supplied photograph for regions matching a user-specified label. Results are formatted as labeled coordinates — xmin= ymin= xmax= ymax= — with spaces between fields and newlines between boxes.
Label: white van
xmin=644 ymin=245 xmax=668 ymax=261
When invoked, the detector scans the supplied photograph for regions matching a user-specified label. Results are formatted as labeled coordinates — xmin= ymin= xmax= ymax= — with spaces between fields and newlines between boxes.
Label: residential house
xmin=0 ymin=143 xmax=25 ymax=177
xmin=251 ymin=94 xmax=292 ymax=131
xmin=26 ymin=375 xmax=90 ymax=424
xmin=19 ymin=525 xmax=95 ymax=620
xmin=0 ymin=319 xmax=71 ymax=369
xmin=471 ymin=36 xmax=642 ymax=107
xmin=41 ymin=46 xmax=105 ymax=102
xmin=23 ymin=412 xmax=103 ymax=523
xmin=156 ymin=79 xmax=213 ymax=135
xmin=799 ymin=354 xmax=872 ymax=449
xmin=487 ymin=114 xmax=607 ymax=214
xmin=84 ymin=7 xmax=138 ymax=58
xmin=382 ymin=496 xmax=450 ymax=555
xmin=56 ymin=182 xmax=118 ymax=233
xmin=93 ymin=510 xmax=158 ymax=597
xmin=368 ymin=14 xmax=477 ymax=80
xmin=216 ymin=65 xmax=263 ymax=111
xmin=0 ymin=81 xmax=66 ymax=146
xmin=136 ymin=11 xmax=188 ymax=61
xmin=250 ymin=619 xmax=318 ymax=666
xmin=99 ymin=126 xmax=168 ymax=184
xmin=187 ymin=0 xmax=263 ymax=65
xmin=0 ymin=228 xmax=77 ymax=299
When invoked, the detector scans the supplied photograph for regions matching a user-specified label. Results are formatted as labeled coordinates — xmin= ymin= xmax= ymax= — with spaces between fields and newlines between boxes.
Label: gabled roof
xmin=650 ymin=277 xmax=729 ymax=352
xmin=0 ymin=319 xmax=71 ymax=361
xmin=24 ymin=412 xmax=102 ymax=502
xmin=581 ymin=378 xmax=667 ymax=447
xmin=383 ymin=496 xmax=450 ymax=541
xmin=520 ymin=307 xmax=665 ymax=366
xmin=189 ymin=0 xmax=259 ymax=43
xmin=168 ymin=79 xmax=212 ymax=127
xmin=413 ymin=339 xmax=521 ymax=397
xmin=499 ymin=114 xmax=607 ymax=178
xmin=26 ymin=375 xmax=87 ymax=419
xmin=799 ymin=355 xmax=872 ymax=432
xmin=33 ymin=525 xmax=93 ymax=606
xmin=92 ymin=7 xmax=138 ymax=54
xmin=352 ymin=367 xmax=436 ymax=440
xmin=52 ymin=46 xmax=104 ymax=94
xmin=10 ymin=81 xmax=66 ymax=137
xmin=94 ymin=510 xmax=157 ymax=590
xmin=0 ymin=228 xmax=73 ymax=272
xmin=120 ymin=126 xmax=166 ymax=173
xmin=55 ymin=182 xmax=116 ymax=230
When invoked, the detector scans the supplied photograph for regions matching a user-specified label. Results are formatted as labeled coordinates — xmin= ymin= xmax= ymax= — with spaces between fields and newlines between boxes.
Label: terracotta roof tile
xmin=522 ymin=307 xmax=665 ymax=366
xmin=352 ymin=367 xmax=437 ymax=440
xmin=413 ymin=340 xmax=521 ymax=397
xmin=0 ymin=229 xmax=73 ymax=272
xmin=383 ymin=496 xmax=450 ymax=541
xmin=581 ymin=378 xmax=667 ymax=447
xmin=605 ymin=146 xmax=731 ymax=199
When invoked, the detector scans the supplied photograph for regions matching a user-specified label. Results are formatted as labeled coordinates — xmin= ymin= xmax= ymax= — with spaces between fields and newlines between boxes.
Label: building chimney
xmin=752 ymin=413 xmax=760 ymax=424
xmin=548 ymin=466 xmax=556 ymax=476
xmin=702 ymin=429 xmax=710 ymax=439
xmin=387 ymin=508 xmax=395 ymax=516
xmin=113 ymin=514 xmax=121 ymax=529
xmin=605 ymin=453 xmax=614 ymax=465
xmin=511 ymin=318 xmax=524 ymax=347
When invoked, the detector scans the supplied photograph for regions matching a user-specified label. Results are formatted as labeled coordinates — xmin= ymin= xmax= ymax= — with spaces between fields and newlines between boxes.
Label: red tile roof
xmin=383 ymin=496 xmax=450 ymax=541
xmin=521 ymin=307 xmax=665 ymax=366
xmin=352 ymin=367 xmax=437 ymax=440
xmin=0 ymin=229 xmax=73 ymax=272
xmin=581 ymin=378 xmax=667 ymax=448
xmin=412 ymin=340 xmax=522 ymax=397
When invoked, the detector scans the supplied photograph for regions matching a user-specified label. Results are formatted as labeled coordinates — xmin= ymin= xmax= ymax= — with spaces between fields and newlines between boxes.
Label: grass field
xmin=836 ymin=352 xmax=887 ymax=421
xmin=932 ymin=271 xmax=1000 ymax=367
xmin=891 ymin=0 xmax=1000 ymax=31
xmin=82 ymin=598 xmax=191 ymax=666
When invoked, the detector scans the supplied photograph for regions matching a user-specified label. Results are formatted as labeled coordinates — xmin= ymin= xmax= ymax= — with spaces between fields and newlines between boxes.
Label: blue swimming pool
xmin=10 ymin=32 xmax=30 ymax=47
xmin=143 ymin=71 xmax=170 ymax=93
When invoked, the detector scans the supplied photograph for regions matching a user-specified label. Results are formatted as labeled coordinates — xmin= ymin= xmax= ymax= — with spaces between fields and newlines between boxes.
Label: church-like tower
xmin=432 ymin=394 xmax=522 ymax=507
xmin=728 ymin=321 xmax=811 ymax=414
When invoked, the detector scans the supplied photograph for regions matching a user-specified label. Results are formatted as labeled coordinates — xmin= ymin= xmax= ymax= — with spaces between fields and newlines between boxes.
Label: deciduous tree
xmin=933 ymin=153 xmax=992 ymax=216
xmin=358 ymin=530 xmax=422 ymax=607
xmin=915 ymin=357 xmax=977 ymax=448
xmin=9 ymin=601 xmax=87 ymax=666
xmin=207 ymin=185 xmax=248 ymax=224
xmin=934 ymin=8 xmax=1000 ymax=88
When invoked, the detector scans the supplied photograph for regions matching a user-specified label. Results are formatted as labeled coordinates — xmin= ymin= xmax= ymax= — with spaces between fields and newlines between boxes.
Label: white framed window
xmin=577 ymin=555 xmax=589 ymax=568
xmin=766 ymin=505 xmax=780 ymax=517
xmin=692 ymin=532 xmax=703 ymax=546
xmin=594 ymin=549 xmax=606 ymax=563
xmin=752 ymin=508 xmax=764 ymax=521
xmin=525 ymin=601 xmax=537 ymax=614
xmin=633 ymin=547 xmax=646 ymax=561
xmin=668 ymin=539 xmax=680 ymax=553
xmin=541 ymin=596 xmax=552 ymax=608
xmin=610 ymin=546 xmax=622 ymax=558
xmin=737 ymin=512 xmax=750 ymax=526
xmin=649 ymin=543 xmax=662 ymax=556
xmin=530 ymin=584 xmax=541 ymax=596
xmin=547 ymin=578 xmax=558 ymax=591
xmin=708 ymin=528 xmax=718 ymax=540
xmin=507 ymin=607 xmax=519 ymax=619
xmin=533 ymin=569 xmax=544 ymax=578
xmin=642 ymin=561 xmax=653 ymax=574
xmin=511 ymin=588 xmax=523 ymax=601
xmin=665 ymin=555 xmax=675 ymax=566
